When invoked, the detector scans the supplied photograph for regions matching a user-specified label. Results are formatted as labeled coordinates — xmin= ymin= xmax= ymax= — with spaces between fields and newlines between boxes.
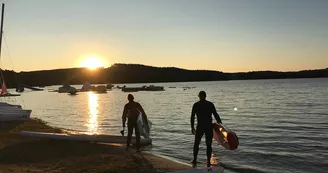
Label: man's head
xmin=198 ymin=91 xmax=206 ymax=100
xmin=128 ymin=94 xmax=134 ymax=102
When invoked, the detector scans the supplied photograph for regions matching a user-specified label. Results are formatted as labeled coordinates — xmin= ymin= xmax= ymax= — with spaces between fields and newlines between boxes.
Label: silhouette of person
xmin=191 ymin=91 xmax=222 ymax=167
xmin=122 ymin=94 xmax=148 ymax=152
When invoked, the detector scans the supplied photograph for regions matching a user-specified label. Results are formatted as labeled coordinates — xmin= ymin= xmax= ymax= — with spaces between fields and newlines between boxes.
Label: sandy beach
xmin=0 ymin=118 xmax=190 ymax=173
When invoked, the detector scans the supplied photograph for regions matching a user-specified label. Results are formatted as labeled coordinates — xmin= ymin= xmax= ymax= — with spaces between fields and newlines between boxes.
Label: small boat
xmin=143 ymin=85 xmax=164 ymax=91
xmin=58 ymin=83 xmax=71 ymax=93
xmin=93 ymin=85 xmax=107 ymax=93
xmin=16 ymin=85 xmax=24 ymax=92
xmin=80 ymin=82 xmax=93 ymax=92
xmin=122 ymin=87 xmax=142 ymax=92
xmin=122 ymin=85 xmax=164 ymax=92
xmin=0 ymin=83 xmax=20 ymax=97
xmin=0 ymin=102 xmax=31 ymax=121
xmin=106 ymin=83 xmax=114 ymax=89
xmin=68 ymin=87 xmax=78 ymax=95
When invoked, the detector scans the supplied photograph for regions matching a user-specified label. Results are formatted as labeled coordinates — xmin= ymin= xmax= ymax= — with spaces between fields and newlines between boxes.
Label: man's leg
xmin=192 ymin=129 xmax=204 ymax=166
xmin=205 ymin=129 xmax=213 ymax=167
xmin=126 ymin=121 xmax=133 ymax=150
xmin=134 ymin=123 xmax=141 ymax=152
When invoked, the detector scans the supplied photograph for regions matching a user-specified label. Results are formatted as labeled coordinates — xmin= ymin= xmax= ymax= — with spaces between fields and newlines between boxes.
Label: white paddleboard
xmin=20 ymin=131 xmax=152 ymax=145
xmin=167 ymin=166 xmax=224 ymax=173
xmin=137 ymin=112 xmax=152 ymax=138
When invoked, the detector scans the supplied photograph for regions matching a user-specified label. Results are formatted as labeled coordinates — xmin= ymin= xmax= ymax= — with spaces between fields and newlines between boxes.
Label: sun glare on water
xmin=80 ymin=56 xmax=104 ymax=70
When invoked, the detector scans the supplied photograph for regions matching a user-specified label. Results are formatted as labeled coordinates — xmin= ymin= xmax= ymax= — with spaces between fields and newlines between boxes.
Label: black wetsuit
xmin=122 ymin=101 xmax=146 ymax=150
xmin=191 ymin=99 xmax=222 ymax=165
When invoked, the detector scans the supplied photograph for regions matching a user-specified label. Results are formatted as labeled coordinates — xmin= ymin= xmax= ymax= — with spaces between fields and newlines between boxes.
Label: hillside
xmin=1 ymin=64 xmax=327 ymax=87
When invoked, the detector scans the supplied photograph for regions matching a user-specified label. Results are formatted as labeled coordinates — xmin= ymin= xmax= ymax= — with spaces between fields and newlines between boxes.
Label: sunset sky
xmin=0 ymin=0 xmax=327 ymax=72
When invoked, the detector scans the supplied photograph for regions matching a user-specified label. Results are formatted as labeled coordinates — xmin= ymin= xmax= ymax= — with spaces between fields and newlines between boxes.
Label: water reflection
xmin=86 ymin=92 xmax=99 ymax=134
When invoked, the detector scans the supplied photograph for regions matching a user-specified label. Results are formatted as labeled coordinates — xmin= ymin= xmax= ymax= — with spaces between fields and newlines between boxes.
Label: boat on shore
xmin=0 ymin=102 xmax=31 ymax=121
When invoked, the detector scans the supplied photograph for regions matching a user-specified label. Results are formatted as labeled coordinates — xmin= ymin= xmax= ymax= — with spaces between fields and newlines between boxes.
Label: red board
xmin=212 ymin=123 xmax=239 ymax=150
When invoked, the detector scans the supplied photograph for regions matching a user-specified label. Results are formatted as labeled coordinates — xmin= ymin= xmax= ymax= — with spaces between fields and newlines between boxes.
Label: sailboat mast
xmin=0 ymin=3 xmax=4 ymax=85
xmin=0 ymin=3 xmax=4 ymax=58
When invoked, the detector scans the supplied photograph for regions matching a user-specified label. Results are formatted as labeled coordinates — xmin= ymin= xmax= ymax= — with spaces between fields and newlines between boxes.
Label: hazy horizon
xmin=0 ymin=0 xmax=327 ymax=72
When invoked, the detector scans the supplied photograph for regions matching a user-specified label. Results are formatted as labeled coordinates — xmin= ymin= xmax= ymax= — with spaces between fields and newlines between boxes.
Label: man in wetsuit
xmin=191 ymin=91 xmax=222 ymax=167
xmin=122 ymin=94 xmax=148 ymax=152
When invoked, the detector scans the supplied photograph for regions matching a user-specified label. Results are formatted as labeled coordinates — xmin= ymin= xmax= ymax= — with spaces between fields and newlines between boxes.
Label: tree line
xmin=1 ymin=64 xmax=327 ymax=88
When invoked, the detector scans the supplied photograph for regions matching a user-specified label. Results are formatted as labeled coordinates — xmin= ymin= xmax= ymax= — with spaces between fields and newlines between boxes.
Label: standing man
xmin=191 ymin=91 xmax=222 ymax=167
xmin=122 ymin=94 xmax=148 ymax=152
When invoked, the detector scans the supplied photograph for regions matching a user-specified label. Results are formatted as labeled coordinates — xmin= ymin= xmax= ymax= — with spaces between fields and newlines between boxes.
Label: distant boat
xmin=0 ymin=83 xmax=20 ymax=97
xmin=121 ymin=87 xmax=141 ymax=92
xmin=68 ymin=87 xmax=78 ymax=95
xmin=106 ymin=83 xmax=114 ymax=89
xmin=80 ymin=82 xmax=92 ymax=91
xmin=93 ymin=85 xmax=107 ymax=94
xmin=121 ymin=85 xmax=164 ymax=92
xmin=15 ymin=85 xmax=24 ymax=92
xmin=58 ymin=83 xmax=71 ymax=93
xmin=143 ymin=85 xmax=164 ymax=91
xmin=15 ymin=84 xmax=44 ymax=92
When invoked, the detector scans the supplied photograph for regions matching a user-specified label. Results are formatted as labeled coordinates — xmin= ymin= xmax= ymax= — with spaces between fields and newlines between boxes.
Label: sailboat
xmin=0 ymin=82 xmax=20 ymax=97
xmin=0 ymin=2 xmax=19 ymax=97
xmin=0 ymin=3 xmax=31 ymax=121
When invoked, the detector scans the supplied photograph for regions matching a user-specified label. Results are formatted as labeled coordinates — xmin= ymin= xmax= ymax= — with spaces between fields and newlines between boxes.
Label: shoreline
xmin=0 ymin=118 xmax=191 ymax=173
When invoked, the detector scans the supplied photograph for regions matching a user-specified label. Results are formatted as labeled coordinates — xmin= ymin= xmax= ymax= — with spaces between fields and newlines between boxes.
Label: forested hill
xmin=1 ymin=64 xmax=327 ymax=87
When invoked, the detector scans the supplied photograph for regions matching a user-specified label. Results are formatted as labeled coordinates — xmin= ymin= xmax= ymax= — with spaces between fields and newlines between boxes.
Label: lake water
xmin=2 ymin=78 xmax=328 ymax=173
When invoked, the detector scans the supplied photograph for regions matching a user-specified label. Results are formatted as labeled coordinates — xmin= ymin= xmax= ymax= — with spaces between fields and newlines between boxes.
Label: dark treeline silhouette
xmin=1 ymin=64 xmax=327 ymax=88
xmin=229 ymin=69 xmax=328 ymax=80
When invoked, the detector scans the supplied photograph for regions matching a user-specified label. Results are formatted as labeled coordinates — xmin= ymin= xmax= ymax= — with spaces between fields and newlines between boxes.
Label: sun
xmin=80 ymin=56 xmax=104 ymax=70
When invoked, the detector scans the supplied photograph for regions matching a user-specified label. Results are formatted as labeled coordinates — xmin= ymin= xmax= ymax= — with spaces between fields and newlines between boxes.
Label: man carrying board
xmin=122 ymin=94 xmax=148 ymax=152
xmin=191 ymin=91 xmax=222 ymax=167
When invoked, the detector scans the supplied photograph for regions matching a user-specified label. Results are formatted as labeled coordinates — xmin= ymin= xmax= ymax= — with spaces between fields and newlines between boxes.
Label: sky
xmin=0 ymin=0 xmax=327 ymax=72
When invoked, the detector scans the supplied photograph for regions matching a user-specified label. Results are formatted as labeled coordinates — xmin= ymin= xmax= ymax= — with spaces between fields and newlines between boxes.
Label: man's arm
xmin=122 ymin=104 xmax=128 ymax=128
xmin=191 ymin=104 xmax=196 ymax=134
xmin=212 ymin=103 xmax=222 ymax=123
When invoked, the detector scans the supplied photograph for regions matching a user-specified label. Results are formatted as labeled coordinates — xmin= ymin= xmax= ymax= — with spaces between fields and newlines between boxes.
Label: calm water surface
xmin=2 ymin=78 xmax=328 ymax=173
